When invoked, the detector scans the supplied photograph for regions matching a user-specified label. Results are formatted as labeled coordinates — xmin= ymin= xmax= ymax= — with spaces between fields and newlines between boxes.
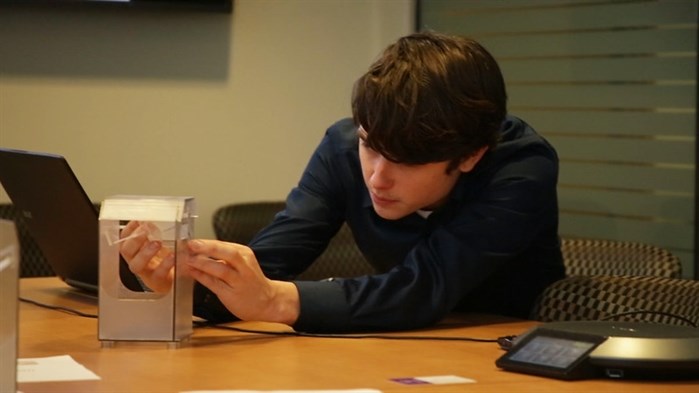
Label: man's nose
xmin=370 ymin=156 xmax=394 ymax=189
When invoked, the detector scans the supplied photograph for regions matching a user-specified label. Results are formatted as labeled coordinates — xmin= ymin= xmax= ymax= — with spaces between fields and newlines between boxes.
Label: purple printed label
xmin=390 ymin=377 xmax=430 ymax=385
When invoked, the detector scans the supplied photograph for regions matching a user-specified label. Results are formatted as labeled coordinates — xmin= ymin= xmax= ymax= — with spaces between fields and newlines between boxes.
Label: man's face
xmin=358 ymin=127 xmax=484 ymax=220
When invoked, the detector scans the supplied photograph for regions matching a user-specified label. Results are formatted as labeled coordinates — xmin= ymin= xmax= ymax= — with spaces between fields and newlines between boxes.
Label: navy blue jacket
xmin=195 ymin=116 xmax=564 ymax=332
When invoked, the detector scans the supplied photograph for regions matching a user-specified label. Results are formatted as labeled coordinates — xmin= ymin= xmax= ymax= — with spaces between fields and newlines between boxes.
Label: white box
xmin=98 ymin=196 xmax=195 ymax=346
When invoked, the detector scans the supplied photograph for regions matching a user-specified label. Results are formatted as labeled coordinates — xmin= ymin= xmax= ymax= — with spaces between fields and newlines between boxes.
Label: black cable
xmin=19 ymin=296 xmax=98 ymax=319
xmin=194 ymin=320 xmax=500 ymax=342
xmin=20 ymin=296 xmax=501 ymax=342
xmin=22 ymin=295 xmax=698 ymax=347
xmin=600 ymin=310 xmax=698 ymax=328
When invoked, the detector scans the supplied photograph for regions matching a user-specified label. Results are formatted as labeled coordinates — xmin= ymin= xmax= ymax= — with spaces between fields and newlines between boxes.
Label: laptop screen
xmin=0 ymin=148 xmax=140 ymax=292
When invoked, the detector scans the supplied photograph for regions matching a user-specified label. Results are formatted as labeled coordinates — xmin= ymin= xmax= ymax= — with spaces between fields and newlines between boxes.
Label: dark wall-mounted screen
xmin=0 ymin=0 xmax=233 ymax=13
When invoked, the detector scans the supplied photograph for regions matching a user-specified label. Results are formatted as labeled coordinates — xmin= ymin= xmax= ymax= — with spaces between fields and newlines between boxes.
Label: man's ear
xmin=458 ymin=146 xmax=489 ymax=173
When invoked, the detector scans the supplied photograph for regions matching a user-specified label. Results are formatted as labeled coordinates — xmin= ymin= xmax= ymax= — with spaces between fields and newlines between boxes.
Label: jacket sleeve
xmin=250 ymin=120 xmax=354 ymax=280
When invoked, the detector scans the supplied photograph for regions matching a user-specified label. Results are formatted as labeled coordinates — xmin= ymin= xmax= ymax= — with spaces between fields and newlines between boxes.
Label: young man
xmin=120 ymin=31 xmax=565 ymax=333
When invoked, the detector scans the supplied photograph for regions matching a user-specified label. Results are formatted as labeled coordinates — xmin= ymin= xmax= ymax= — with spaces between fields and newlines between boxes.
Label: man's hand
xmin=118 ymin=220 xmax=176 ymax=293
xmin=186 ymin=239 xmax=300 ymax=325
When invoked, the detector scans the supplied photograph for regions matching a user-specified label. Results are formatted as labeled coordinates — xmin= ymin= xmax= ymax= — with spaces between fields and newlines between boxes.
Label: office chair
xmin=561 ymin=237 xmax=682 ymax=278
xmin=0 ymin=203 xmax=54 ymax=277
xmin=212 ymin=201 xmax=376 ymax=280
xmin=531 ymin=275 xmax=699 ymax=327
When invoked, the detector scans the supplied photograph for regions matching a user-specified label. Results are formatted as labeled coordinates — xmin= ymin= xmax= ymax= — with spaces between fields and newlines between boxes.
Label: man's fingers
xmin=151 ymin=252 xmax=174 ymax=280
xmin=120 ymin=220 xmax=141 ymax=238
xmin=188 ymin=255 xmax=235 ymax=279
xmin=188 ymin=239 xmax=251 ymax=263
xmin=128 ymin=241 xmax=162 ymax=274
xmin=119 ymin=232 xmax=149 ymax=261
xmin=189 ymin=264 xmax=232 ymax=295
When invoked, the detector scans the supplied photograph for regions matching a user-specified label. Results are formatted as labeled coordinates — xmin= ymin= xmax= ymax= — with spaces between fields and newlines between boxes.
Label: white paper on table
xmin=17 ymin=355 xmax=100 ymax=383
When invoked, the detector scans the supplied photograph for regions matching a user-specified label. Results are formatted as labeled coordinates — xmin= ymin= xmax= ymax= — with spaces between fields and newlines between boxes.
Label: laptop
xmin=0 ymin=147 xmax=141 ymax=293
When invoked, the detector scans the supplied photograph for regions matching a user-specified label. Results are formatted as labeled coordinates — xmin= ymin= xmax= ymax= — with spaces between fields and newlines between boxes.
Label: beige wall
xmin=0 ymin=0 xmax=414 ymax=238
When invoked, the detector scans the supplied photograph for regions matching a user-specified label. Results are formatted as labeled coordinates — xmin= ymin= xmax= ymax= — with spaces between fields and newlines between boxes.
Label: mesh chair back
xmin=561 ymin=237 xmax=682 ymax=278
xmin=531 ymin=275 xmax=699 ymax=327
xmin=0 ymin=203 xmax=54 ymax=277
xmin=212 ymin=201 xmax=375 ymax=280
xmin=212 ymin=201 xmax=283 ymax=245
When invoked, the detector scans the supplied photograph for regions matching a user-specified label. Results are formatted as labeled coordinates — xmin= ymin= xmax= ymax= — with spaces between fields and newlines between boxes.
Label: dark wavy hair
xmin=352 ymin=31 xmax=507 ymax=170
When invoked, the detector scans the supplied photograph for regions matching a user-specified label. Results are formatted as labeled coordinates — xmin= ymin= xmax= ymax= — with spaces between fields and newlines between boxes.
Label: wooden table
xmin=17 ymin=277 xmax=699 ymax=392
